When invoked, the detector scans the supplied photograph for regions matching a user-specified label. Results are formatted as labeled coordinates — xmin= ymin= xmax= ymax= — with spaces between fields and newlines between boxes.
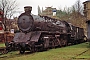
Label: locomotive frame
xmin=5 ymin=6 xmax=85 ymax=54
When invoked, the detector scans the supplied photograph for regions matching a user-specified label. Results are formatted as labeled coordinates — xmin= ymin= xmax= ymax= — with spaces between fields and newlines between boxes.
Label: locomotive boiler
xmin=5 ymin=6 xmax=85 ymax=54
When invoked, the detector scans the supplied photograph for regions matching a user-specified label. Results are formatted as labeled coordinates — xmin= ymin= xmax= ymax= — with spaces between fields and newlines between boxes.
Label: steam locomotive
xmin=5 ymin=6 xmax=85 ymax=54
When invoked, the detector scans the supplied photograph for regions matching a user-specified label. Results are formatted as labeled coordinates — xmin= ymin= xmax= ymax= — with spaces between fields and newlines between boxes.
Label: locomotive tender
xmin=6 ymin=6 xmax=85 ymax=54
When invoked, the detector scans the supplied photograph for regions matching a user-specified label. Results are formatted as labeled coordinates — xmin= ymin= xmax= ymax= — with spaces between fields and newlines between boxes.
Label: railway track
xmin=72 ymin=45 xmax=90 ymax=60
xmin=0 ymin=47 xmax=8 ymax=55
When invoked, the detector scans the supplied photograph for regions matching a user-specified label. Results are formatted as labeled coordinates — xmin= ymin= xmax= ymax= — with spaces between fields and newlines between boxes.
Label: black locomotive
xmin=5 ymin=6 xmax=85 ymax=54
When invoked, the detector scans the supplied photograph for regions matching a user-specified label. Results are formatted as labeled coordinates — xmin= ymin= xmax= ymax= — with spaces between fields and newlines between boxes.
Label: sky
xmin=14 ymin=0 xmax=87 ymax=17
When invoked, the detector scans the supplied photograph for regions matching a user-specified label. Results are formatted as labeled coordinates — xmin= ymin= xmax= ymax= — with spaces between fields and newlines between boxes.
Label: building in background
xmin=39 ymin=7 xmax=58 ymax=19
xmin=83 ymin=0 xmax=90 ymax=42
xmin=0 ymin=9 xmax=3 ymax=21
xmin=0 ymin=9 xmax=4 ymax=33
xmin=5 ymin=17 xmax=19 ymax=32
xmin=0 ymin=9 xmax=15 ymax=43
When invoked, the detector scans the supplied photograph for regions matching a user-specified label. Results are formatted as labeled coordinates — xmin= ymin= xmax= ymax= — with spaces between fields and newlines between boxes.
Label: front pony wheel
xmin=20 ymin=48 xmax=25 ymax=54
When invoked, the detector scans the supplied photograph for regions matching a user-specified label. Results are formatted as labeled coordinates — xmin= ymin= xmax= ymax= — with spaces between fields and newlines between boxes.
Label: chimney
xmin=24 ymin=6 xmax=32 ymax=14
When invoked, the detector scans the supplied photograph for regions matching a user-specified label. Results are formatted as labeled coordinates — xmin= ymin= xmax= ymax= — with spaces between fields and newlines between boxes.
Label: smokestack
xmin=24 ymin=6 xmax=32 ymax=13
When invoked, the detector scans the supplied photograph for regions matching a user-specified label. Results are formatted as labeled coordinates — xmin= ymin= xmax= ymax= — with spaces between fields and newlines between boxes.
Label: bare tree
xmin=71 ymin=0 xmax=84 ymax=27
xmin=63 ymin=7 xmax=72 ymax=22
xmin=0 ymin=0 xmax=18 ymax=31
xmin=56 ymin=6 xmax=72 ymax=22
xmin=38 ymin=5 xmax=41 ymax=15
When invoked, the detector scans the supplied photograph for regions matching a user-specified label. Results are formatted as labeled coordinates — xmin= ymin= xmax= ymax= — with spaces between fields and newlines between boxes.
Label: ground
xmin=0 ymin=42 xmax=90 ymax=60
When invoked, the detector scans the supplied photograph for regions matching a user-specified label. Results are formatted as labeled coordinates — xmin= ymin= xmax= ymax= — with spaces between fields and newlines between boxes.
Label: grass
xmin=74 ymin=45 xmax=90 ymax=60
xmin=0 ymin=43 xmax=5 ymax=47
xmin=76 ymin=50 xmax=90 ymax=59
xmin=0 ymin=42 xmax=90 ymax=60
